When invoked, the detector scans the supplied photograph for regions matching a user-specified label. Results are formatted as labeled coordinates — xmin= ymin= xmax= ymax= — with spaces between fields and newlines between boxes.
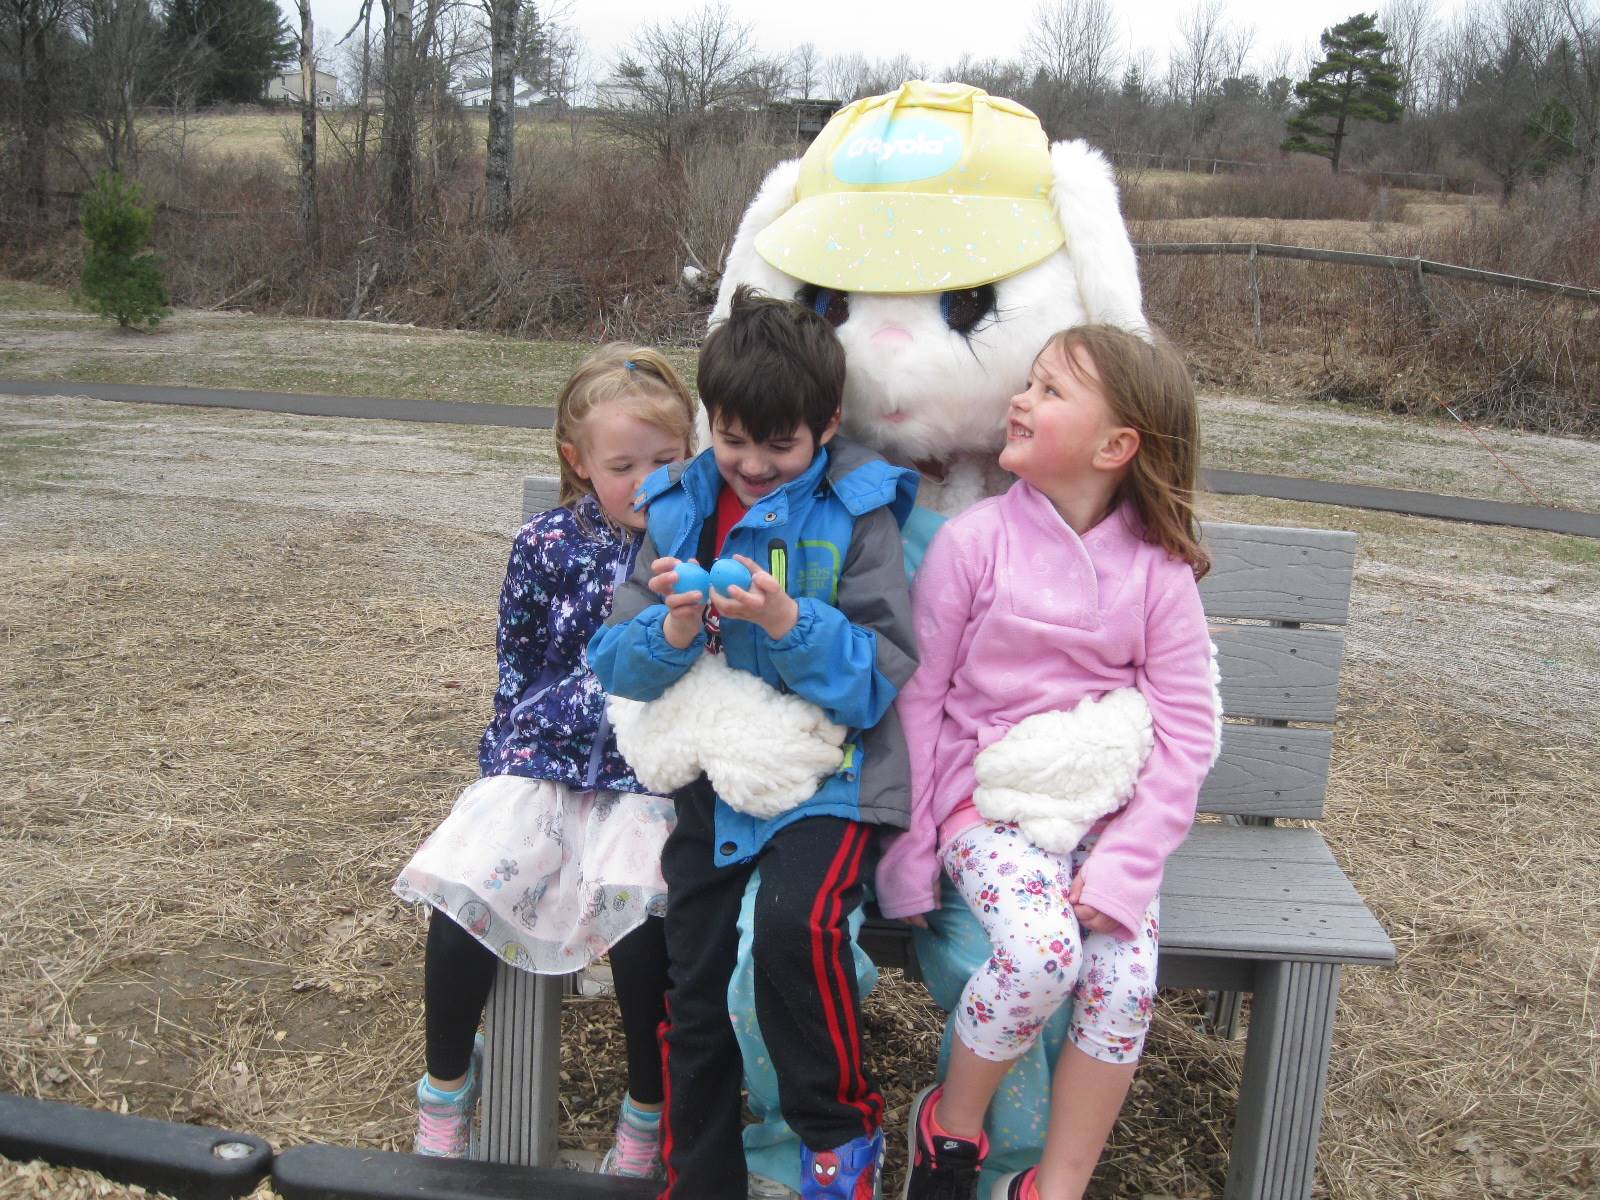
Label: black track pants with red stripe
xmin=656 ymin=781 xmax=883 ymax=1200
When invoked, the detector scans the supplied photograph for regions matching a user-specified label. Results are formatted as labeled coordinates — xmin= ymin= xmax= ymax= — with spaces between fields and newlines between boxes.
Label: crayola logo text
xmin=832 ymin=117 xmax=964 ymax=184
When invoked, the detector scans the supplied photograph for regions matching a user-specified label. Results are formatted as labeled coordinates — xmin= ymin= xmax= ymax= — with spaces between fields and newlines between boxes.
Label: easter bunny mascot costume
xmin=711 ymin=81 xmax=1149 ymax=1194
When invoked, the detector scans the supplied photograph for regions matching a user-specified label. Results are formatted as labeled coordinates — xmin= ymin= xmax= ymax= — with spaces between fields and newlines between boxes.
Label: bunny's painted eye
xmin=940 ymin=285 xmax=996 ymax=335
xmin=796 ymin=284 xmax=850 ymax=328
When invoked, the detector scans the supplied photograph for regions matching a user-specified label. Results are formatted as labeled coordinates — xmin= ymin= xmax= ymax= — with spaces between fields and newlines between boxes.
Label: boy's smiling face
xmin=710 ymin=410 xmax=840 ymax=505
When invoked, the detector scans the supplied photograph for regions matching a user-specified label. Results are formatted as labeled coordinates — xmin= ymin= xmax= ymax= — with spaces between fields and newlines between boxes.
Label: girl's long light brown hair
xmin=553 ymin=344 xmax=696 ymax=509
xmin=1046 ymin=324 xmax=1211 ymax=579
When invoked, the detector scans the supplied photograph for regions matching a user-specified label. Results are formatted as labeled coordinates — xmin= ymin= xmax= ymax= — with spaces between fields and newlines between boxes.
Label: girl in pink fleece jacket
xmin=878 ymin=326 xmax=1220 ymax=1200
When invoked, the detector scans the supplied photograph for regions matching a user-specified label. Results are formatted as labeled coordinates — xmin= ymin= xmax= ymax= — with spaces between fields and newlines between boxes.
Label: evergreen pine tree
xmin=164 ymin=0 xmax=295 ymax=105
xmin=79 ymin=172 xmax=171 ymax=329
xmin=1282 ymin=13 xmax=1403 ymax=172
xmin=1120 ymin=63 xmax=1146 ymax=105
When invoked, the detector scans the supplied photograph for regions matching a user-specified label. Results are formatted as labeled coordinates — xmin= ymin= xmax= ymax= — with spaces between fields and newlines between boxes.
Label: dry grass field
xmin=5 ymin=283 xmax=1596 ymax=512
xmin=1124 ymin=163 xmax=1497 ymax=246
xmin=131 ymin=108 xmax=586 ymax=171
xmin=2 ymin=371 xmax=1597 ymax=1198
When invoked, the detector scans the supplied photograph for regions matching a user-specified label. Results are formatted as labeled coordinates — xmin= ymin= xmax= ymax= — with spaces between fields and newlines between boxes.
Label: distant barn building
xmin=454 ymin=77 xmax=546 ymax=110
xmin=766 ymin=97 xmax=843 ymax=140
xmin=267 ymin=69 xmax=338 ymax=107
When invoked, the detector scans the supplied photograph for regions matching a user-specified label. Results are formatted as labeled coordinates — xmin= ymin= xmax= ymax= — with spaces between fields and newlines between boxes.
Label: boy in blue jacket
xmin=589 ymin=286 xmax=919 ymax=1200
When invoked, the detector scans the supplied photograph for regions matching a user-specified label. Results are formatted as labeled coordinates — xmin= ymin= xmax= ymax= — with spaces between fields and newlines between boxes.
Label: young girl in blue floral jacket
xmin=394 ymin=345 xmax=696 ymax=1177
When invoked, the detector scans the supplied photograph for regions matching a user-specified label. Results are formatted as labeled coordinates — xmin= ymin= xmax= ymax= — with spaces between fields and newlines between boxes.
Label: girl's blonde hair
xmin=554 ymin=344 xmax=696 ymax=509
xmin=1044 ymin=325 xmax=1211 ymax=579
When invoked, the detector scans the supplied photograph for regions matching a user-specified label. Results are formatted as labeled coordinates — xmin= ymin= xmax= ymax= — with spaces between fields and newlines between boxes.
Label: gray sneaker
xmin=749 ymin=1172 xmax=801 ymax=1199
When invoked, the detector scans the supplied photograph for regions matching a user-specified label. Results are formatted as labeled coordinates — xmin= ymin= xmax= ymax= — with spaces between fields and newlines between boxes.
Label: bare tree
xmin=380 ymin=0 xmax=419 ymax=228
xmin=1023 ymin=0 xmax=1118 ymax=136
xmin=335 ymin=3 xmax=378 ymax=178
xmin=540 ymin=19 xmax=585 ymax=137
xmin=1383 ymin=0 xmax=1440 ymax=110
xmin=747 ymin=51 xmax=791 ymax=103
xmin=1 ymin=0 xmax=81 ymax=213
xmin=822 ymin=51 xmax=872 ymax=102
xmin=602 ymin=2 xmax=770 ymax=161
xmin=791 ymin=40 xmax=819 ymax=99
xmin=1450 ymin=0 xmax=1565 ymax=199
xmin=941 ymin=52 xmax=1028 ymax=98
xmin=297 ymin=0 xmax=318 ymax=252
xmin=856 ymin=53 xmax=926 ymax=96
xmin=378 ymin=0 xmax=454 ymax=229
xmin=1221 ymin=21 xmax=1255 ymax=80
xmin=1429 ymin=5 xmax=1481 ymax=111
xmin=483 ymin=0 xmax=519 ymax=225
xmin=1552 ymin=0 xmax=1599 ymax=198
xmin=75 ymin=0 xmax=171 ymax=174
xmin=1026 ymin=0 xmax=1118 ymax=93
xmin=1170 ymin=0 xmax=1228 ymax=140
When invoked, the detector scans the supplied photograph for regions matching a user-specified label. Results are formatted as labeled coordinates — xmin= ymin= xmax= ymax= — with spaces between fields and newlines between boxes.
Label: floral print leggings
xmin=943 ymin=821 xmax=1160 ymax=1065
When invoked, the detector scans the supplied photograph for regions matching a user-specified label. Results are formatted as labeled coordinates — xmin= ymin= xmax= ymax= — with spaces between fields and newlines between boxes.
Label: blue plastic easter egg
xmin=672 ymin=562 xmax=710 ymax=596
xmin=709 ymin=558 xmax=753 ymax=595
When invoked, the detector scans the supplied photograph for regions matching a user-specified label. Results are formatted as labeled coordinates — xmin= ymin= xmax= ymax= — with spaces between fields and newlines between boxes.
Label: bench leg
xmin=1204 ymin=988 xmax=1247 ymax=1039
xmin=478 ymin=962 xmax=565 ymax=1167
xmin=1224 ymin=960 xmax=1341 ymax=1200
xmin=1208 ymin=815 xmax=1274 ymax=1043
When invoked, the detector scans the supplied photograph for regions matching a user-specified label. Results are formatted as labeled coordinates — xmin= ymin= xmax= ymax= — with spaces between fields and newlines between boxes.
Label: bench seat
xmin=480 ymin=480 xmax=1396 ymax=1200
xmin=864 ymin=822 xmax=1392 ymax=977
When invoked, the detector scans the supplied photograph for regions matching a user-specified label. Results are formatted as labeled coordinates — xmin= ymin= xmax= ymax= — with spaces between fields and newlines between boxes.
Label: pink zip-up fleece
xmin=874 ymin=480 xmax=1221 ymax=940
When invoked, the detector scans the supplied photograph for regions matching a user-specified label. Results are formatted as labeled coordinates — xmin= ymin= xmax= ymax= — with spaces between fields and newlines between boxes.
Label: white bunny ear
xmin=712 ymin=157 xmax=804 ymax=324
xmin=1049 ymin=140 xmax=1149 ymax=340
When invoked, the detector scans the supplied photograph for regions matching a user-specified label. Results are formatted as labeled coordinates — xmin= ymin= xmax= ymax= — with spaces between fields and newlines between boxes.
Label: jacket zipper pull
xmin=767 ymin=538 xmax=789 ymax=592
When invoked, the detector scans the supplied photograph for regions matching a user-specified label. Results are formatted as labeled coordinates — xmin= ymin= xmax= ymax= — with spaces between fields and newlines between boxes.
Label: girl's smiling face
xmin=561 ymin=399 xmax=688 ymax=530
xmin=998 ymin=340 xmax=1123 ymax=490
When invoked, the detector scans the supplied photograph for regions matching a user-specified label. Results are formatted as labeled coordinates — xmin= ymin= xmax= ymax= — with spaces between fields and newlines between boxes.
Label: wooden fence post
xmin=1249 ymin=244 xmax=1263 ymax=348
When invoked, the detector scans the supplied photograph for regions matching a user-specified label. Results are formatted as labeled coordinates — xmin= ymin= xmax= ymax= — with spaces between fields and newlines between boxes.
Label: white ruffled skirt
xmin=393 ymin=774 xmax=673 ymax=973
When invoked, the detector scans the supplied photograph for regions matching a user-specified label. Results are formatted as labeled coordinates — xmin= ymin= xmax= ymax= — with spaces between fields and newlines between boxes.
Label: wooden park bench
xmin=473 ymin=476 xmax=1395 ymax=1199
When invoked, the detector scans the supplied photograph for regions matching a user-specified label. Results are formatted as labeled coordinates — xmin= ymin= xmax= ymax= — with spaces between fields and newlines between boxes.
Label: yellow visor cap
xmin=755 ymin=81 xmax=1065 ymax=295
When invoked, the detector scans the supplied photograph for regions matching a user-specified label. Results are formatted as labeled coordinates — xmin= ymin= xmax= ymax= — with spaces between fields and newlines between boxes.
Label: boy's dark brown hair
xmin=697 ymin=285 xmax=845 ymax=443
xmin=1045 ymin=324 xmax=1211 ymax=579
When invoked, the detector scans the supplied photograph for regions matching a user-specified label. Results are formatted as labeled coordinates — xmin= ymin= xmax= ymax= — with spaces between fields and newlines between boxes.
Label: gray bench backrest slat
xmin=1201 ymin=724 xmax=1332 ymax=820
xmin=523 ymin=476 xmax=562 ymax=522
xmin=517 ymin=478 xmax=1347 ymax=821
xmin=1199 ymin=523 xmax=1356 ymax=625
xmin=1198 ymin=523 xmax=1353 ymax=821
xmin=1209 ymin=626 xmax=1345 ymax=724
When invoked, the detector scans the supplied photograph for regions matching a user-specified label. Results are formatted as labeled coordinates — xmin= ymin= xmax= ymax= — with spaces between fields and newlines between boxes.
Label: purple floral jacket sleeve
xmin=477 ymin=497 xmax=646 ymax=793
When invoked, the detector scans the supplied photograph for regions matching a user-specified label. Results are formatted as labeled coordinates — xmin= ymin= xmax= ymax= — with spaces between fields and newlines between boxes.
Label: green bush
xmin=79 ymin=172 xmax=171 ymax=328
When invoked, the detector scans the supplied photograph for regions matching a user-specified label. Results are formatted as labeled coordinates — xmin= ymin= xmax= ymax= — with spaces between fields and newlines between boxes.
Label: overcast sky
xmin=293 ymin=0 xmax=1469 ymax=89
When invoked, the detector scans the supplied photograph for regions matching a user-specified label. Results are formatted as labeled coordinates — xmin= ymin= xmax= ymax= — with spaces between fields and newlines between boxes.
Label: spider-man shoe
xmin=800 ymin=1129 xmax=884 ymax=1199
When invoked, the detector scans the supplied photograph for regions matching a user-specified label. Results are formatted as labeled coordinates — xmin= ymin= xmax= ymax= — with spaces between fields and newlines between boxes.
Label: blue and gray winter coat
xmin=587 ymin=437 xmax=919 ymax=866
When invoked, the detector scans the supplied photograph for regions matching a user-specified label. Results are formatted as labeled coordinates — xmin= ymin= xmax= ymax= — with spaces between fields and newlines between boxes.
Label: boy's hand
xmin=647 ymin=557 xmax=706 ymax=650
xmin=898 ymin=914 xmax=930 ymax=929
xmin=711 ymin=554 xmax=799 ymax=641
xmin=1068 ymin=871 xmax=1119 ymax=936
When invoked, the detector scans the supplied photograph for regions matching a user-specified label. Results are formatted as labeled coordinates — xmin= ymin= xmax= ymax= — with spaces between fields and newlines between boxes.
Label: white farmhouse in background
xmin=454 ymin=77 xmax=545 ymax=109
xmin=267 ymin=69 xmax=339 ymax=107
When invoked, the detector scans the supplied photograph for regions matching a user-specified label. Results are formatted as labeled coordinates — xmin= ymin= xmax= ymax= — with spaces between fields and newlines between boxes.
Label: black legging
xmin=424 ymin=907 xmax=669 ymax=1104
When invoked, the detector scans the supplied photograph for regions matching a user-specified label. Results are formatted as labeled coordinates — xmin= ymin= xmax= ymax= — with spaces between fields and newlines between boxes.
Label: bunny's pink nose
xmin=872 ymin=324 xmax=912 ymax=350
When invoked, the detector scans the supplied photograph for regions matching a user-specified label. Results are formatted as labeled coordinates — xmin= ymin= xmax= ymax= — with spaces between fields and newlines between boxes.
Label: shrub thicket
xmin=1136 ymin=189 xmax=1600 ymax=435
xmin=4 ymin=126 xmax=1595 ymax=435
xmin=78 ymin=171 xmax=171 ymax=328
xmin=1121 ymin=162 xmax=1405 ymax=224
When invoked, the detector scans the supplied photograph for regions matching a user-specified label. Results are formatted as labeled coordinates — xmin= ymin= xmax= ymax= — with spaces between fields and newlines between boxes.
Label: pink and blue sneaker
xmin=413 ymin=1035 xmax=483 ymax=1158
xmin=599 ymin=1094 xmax=664 ymax=1178
xmin=800 ymin=1129 xmax=884 ymax=1199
